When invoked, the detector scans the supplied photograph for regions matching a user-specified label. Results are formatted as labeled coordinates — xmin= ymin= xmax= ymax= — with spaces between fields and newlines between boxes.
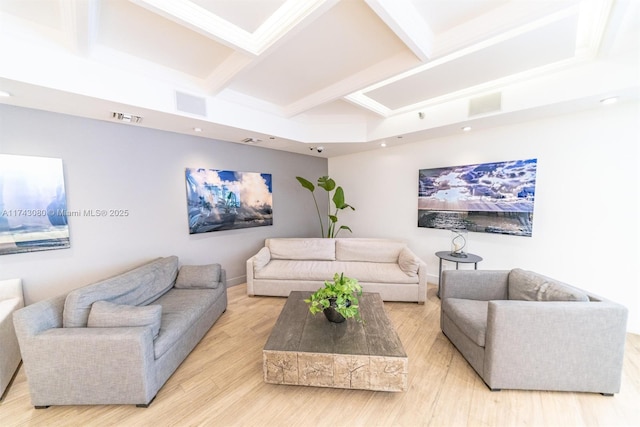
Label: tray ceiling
xmin=0 ymin=0 xmax=638 ymax=157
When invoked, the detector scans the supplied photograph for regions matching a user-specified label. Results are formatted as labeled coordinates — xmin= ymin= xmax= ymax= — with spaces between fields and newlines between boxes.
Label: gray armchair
xmin=440 ymin=269 xmax=628 ymax=395
xmin=1 ymin=278 xmax=23 ymax=399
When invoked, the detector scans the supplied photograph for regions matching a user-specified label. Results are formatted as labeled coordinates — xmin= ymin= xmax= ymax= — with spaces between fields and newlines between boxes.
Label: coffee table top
xmin=264 ymin=291 xmax=406 ymax=358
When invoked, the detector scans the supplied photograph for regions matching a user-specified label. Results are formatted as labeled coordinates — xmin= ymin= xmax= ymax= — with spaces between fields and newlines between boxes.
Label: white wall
xmin=329 ymin=101 xmax=640 ymax=334
xmin=0 ymin=105 xmax=327 ymax=304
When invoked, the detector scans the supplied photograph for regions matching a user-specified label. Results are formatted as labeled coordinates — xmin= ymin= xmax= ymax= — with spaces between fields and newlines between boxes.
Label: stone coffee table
xmin=263 ymin=291 xmax=408 ymax=392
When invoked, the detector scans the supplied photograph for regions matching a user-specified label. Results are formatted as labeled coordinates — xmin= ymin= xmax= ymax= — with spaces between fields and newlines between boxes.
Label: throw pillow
xmin=175 ymin=263 xmax=221 ymax=289
xmin=87 ymin=300 xmax=162 ymax=339
xmin=398 ymin=247 xmax=420 ymax=277
xmin=253 ymin=247 xmax=271 ymax=270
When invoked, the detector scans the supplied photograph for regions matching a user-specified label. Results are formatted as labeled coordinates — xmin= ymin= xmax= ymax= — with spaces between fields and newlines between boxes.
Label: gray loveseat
xmin=247 ymin=238 xmax=427 ymax=303
xmin=440 ymin=268 xmax=628 ymax=395
xmin=13 ymin=256 xmax=227 ymax=407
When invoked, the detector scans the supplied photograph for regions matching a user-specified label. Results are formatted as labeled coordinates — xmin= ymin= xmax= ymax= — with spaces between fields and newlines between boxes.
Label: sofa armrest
xmin=13 ymin=296 xmax=158 ymax=405
xmin=441 ymin=270 xmax=509 ymax=300
xmin=246 ymin=247 xmax=271 ymax=296
xmin=484 ymin=300 xmax=628 ymax=393
xmin=16 ymin=325 xmax=156 ymax=406
xmin=0 ymin=278 xmax=23 ymax=307
xmin=13 ymin=295 xmax=66 ymax=337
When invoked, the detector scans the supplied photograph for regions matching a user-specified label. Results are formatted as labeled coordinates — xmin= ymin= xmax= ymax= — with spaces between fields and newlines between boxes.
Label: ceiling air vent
xmin=176 ymin=91 xmax=207 ymax=117
xmin=468 ymin=92 xmax=502 ymax=117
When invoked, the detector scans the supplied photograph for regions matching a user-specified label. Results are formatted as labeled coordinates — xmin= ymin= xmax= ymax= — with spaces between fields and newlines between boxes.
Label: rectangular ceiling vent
xmin=176 ymin=91 xmax=207 ymax=117
xmin=468 ymin=92 xmax=502 ymax=117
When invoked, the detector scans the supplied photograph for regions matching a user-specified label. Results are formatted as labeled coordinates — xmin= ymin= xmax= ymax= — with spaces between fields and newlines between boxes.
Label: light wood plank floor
xmin=2 ymin=284 xmax=639 ymax=427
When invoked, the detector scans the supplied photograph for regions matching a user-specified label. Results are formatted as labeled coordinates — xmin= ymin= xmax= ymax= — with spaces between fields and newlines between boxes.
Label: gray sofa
xmin=13 ymin=256 xmax=227 ymax=407
xmin=246 ymin=238 xmax=427 ymax=303
xmin=440 ymin=269 xmax=628 ymax=395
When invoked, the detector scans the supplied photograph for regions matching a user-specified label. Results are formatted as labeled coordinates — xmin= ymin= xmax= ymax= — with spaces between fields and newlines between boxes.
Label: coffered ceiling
xmin=0 ymin=0 xmax=638 ymax=157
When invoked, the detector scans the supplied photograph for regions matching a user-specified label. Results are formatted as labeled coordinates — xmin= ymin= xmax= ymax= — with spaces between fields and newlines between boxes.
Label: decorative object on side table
xmin=304 ymin=273 xmax=362 ymax=323
xmin=450 ymin=228 xmax=468 ymax=258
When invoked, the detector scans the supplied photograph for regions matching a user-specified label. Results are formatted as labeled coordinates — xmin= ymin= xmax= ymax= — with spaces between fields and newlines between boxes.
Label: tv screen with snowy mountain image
xmin=418 ymin=159 xmax=537 ymax=237
xmin=185 ymin=168 xmax=273 ymax=234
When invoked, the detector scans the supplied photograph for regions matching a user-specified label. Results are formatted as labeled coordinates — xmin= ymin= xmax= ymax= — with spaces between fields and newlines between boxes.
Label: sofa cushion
xmin=254 ymin=260 xmax=418 ymax=284
xmin=63 ymin=256 xmax=178 ymax=328
xmin=335 ymin=239 xmax=405 ymax=263
xmin=87 ymin=300 xmax=162 ymax=339
xmin=175 ymin=264 xmax=221 ymax=289
xmin=152 ymin=287 xmax=224 ymax=359
xmin=267 ymin=238 xmax=336 ymax=261
xmin=398 ymin=247 xmax=420 ymax=277
xmin=442 ymin=298 xmax=489 ymax=347
xmin=508 ymin=268 xmax=589 ymax=302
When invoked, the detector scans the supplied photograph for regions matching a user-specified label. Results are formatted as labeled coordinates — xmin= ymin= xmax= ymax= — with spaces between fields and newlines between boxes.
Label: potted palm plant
xmin=304 ymin=273 xmax=363 ymax=323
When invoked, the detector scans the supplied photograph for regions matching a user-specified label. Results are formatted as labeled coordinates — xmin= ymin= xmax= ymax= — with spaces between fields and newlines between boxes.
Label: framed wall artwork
xmin=418 ymin=158 xmax=537 ymax=237
xmin=0 ymin=154 xmax=70 ymax=255
xmin=185 ymin=167 xmax=273 ymax=234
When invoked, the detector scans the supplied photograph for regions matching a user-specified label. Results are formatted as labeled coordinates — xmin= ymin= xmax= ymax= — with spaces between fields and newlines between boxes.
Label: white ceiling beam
xmin=251 ymin=0 xmax=341 ymax=55
xmin=283 ymin=51 xmax=418 ymax=117
xmin=364 ymin=0 xmax=434 ymax=62
xmin=202 ymin=51 xmax=254 ymax=95
xmin=60 ymin=0 xmax=100 ymax=56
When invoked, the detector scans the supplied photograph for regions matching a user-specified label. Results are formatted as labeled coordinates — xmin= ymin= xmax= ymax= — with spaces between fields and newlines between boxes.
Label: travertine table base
xmin=263 ymin=291 xmax=408 ymax=392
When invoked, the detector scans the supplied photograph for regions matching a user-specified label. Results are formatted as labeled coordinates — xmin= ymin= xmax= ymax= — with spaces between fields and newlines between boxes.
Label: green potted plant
xmin=304 ymin=273 xmax=363 ymax=323
xmin=295 ymin=175 xmax=355 ymax=238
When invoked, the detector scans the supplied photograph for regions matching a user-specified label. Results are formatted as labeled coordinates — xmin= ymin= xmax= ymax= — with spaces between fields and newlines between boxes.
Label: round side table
xmin=435 ymin=251 xmax=483 ymax=298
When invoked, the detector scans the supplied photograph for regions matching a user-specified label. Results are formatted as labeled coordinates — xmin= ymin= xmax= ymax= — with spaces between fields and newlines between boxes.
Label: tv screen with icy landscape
xmin=185 ymin=168 xmax=273 ymax=234
xmin=418 ymin=159 xmax=537 ymax=237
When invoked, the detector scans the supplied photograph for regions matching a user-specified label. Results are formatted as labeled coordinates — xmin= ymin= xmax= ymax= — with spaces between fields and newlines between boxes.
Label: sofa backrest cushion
xmin=63 ymin=256 xmax=178 ymax=328
xmin=267 ymin=238 xmax=336 ymax=260
xmin=508 ymin=268 xmax=589 ymax=302
xmin=335 ymin=238 xmax=406 ymax=263
xmin=87 ymin=300 xmax=162 ymax=339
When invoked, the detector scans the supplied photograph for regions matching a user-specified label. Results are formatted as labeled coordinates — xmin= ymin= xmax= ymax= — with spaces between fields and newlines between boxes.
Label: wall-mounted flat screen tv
xmin=0 ymin=154 xmax=70 ymax=255
xmin=418 ymin=158 xmax=537 ymax=237
xmin=185 ymin=168 xmax=273 ymax=234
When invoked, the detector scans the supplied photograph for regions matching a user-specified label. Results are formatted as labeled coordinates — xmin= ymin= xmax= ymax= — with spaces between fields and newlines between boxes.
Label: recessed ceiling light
xmin=462 ymin=126 xmax=472 ymax=132
xmin=600 ymin=97 xmax=618 ymax=105
xmin=380 ymin=142 xmax=387 ymax=147
xmin=0 ymin=90 xmax=11 ymax=97
xmin=193 ymin=127 xmax=202 ymax=132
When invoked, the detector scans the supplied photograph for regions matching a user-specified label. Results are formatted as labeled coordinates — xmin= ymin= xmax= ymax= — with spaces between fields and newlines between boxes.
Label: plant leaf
xmin=332 ymin=186 xmax=345 ymax=208
xmin=318 ymin=176 xmax=335 ymax=192
xmin=296 ymin=176 xmax=315 ymax=192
